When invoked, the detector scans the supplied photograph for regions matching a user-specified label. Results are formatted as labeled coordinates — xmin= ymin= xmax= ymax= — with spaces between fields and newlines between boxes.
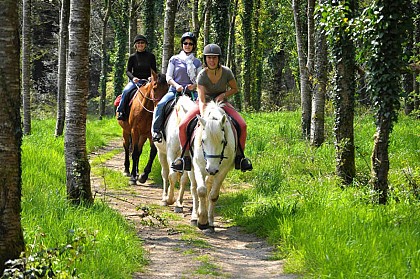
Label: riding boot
xmin=235 ymin=155 xmax=253 ymax=172
xmin=171 ymin=155 xmax=191 ymax=172
xmin=117 ymin=112 xmax=126 ymax=120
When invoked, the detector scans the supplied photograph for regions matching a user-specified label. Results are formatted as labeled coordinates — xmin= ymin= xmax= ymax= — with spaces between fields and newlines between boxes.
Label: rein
xmin=135 ymin=80 xmax=162 ymax=113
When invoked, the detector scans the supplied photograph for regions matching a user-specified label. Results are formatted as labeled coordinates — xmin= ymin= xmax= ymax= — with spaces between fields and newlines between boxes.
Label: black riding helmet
xmin=181 ymin=32 xmax=197 ymax=51
xmin=203 ymin=44 xmax=222 ymax=67
xmin=133 ymin=34 xmax=148 ymax=45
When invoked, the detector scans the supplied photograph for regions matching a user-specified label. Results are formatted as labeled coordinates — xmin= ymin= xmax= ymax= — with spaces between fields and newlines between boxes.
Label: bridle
xmin=201 ymin=124 xmax=228 ymax=166
xmin=135 ymin=79 xmax=163 ymax=113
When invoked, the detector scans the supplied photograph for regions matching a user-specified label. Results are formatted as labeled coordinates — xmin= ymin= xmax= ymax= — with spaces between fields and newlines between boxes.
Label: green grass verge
xmin=20 ymin=110 xmax=420 ymax=278
xmin=218 ymin=110 xmax=420 ymax=278
xmin=21 ymin=117 xmax=146 ymax=278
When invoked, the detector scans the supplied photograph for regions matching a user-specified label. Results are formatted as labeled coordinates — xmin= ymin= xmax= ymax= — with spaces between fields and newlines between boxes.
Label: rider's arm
xmin=166 ymin=58 xmax=183 ymax=91
xmin=126 ymin=55 xmax=135 ymax=81
xmin=197 ymin=84 xmax=207 ymax=115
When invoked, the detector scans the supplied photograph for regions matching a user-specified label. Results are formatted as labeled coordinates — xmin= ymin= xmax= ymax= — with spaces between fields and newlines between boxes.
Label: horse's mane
xmin=203 ymin=101 xmax=225 ymax=119
xmin=157 ymin=73 xmax=167 ymax=86
xmin=202 ymin=101 xmax=227 ymax=143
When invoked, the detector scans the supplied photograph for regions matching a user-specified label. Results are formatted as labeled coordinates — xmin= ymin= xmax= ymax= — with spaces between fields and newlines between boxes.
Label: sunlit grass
xmin=219 ymin=110 xmax=420 ymax=278
xmin=21 ymin=117 xmax=145 ymax=278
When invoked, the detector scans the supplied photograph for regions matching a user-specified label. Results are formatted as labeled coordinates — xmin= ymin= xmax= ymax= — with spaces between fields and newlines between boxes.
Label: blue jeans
xmin=117 ymin=80 xmax=146 ymax=113
xmin=153 ymin=87 xmax=177 ymax=133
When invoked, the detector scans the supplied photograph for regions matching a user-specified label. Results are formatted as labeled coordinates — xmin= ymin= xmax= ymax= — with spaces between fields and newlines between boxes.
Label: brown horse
xmin=118 ymin=71 xmax=169 ymax=185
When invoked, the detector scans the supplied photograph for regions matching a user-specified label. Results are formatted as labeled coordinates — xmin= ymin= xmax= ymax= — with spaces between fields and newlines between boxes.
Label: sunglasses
xmin=136 ymin=41 xmax=146 ymax=44
xmin=183 ymin=42 xmax=194 ymax=46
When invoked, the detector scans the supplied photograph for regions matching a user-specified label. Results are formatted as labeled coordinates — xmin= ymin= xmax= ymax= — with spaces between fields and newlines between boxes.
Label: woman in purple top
xmin=152 ymin=32 xmax=202 ymax=142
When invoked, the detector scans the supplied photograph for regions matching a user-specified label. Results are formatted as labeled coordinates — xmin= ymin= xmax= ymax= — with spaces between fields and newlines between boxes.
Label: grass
xmin=21 ymin=117 xmax=146 ymax=278
xmin=18 ymin=110 xmax=420 ymax=278
xmin=218 ymin=110 xmax=420 ymax=278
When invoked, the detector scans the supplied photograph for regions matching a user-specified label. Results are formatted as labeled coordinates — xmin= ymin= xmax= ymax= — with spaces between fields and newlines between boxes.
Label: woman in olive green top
xmin=172 ymin=43 xmax=252 ymax=173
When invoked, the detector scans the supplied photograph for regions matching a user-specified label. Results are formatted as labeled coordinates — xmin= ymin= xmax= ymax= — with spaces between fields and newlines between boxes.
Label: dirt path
xmin=90 ymin=141 xmax=297 ymax=279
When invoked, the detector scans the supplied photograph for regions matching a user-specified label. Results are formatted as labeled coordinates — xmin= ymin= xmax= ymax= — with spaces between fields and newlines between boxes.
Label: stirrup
xmin=117 ymin=112 xmax=126 ymax=121
xmin=235 ymin=156 xmax=252 ymax=172
xmin=152 ymin=131 xmax=162 ymax=143
xmin=171 ymin=156 xmax=191 ymax=172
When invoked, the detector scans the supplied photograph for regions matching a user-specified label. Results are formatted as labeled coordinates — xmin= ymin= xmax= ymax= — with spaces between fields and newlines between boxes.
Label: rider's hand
xmin=133 ymin=77 xmax=139 ymax=83
xmin=187 ymin=84 xmax=195 ymax=91
xmin=216 ymin=92 xmax=226 ymax=102
xmin=176 ymin=84 xmax=183 ymax=92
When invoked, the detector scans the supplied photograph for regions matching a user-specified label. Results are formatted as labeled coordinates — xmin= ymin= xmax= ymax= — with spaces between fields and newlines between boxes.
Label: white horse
xmin=188 ymin=101 xmax=236 ymax=232
xmin=153 ymin=95 xmax=196 ymax=212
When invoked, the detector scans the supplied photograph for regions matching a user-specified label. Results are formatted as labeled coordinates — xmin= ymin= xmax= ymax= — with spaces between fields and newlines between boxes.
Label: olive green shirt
xmin=197 ymin=66 xmax=234 ymax=102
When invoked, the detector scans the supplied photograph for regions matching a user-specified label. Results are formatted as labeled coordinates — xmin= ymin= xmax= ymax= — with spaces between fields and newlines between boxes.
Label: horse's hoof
xmin=174 ymin=206 xmax=183 ymax=213
xmin=190 ymin=220 xmax=198 ymax=227
xmin=204 ymin=226 xmax=215 ymax=234
xmin=138 ymin=173 xmax=148 ymax=184
xmin=123 ymin=171 xmax=130 ymax=177
xmin=198 ymin=222 xmax=209 ymax=230
xmin=161 ymin=201 xmax=168 ymax=206
xmin=129 ymin=178 xmax=137 ymax=185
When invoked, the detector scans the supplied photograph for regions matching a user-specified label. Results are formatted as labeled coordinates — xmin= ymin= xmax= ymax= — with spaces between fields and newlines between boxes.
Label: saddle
xmin=114 ymin=79 xmax=148 ymax=118
xmin=160 ymin=91 xmax=197 ymax=140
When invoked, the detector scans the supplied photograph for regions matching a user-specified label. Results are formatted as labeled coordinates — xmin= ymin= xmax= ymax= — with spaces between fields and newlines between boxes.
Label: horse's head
xmin=198 ymin=102 xmax=231 ymax=175
xmin=150 ymin=70 xmax=169 ymax=105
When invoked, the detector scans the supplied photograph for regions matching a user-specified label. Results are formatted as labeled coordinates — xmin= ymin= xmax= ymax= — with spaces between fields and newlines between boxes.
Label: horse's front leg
xmin=130 ymin=142 xmax=140 ymax=185
xmin=195 ymin=171 xmax=209 ymax=230
xmin=135 ymin=136 xmax=149 ymax=185
xmin=123 ymin=132 xmax=131 ymax=177
xmin=139 ymin=139 xmax=156 ymax=183
xmin=174 ymin=172 xmax=189 ymax=213
xmin=207 ymin=176 xmax=224 ymax=233
xmin=189 ymin=170 xmax=199 ymax=226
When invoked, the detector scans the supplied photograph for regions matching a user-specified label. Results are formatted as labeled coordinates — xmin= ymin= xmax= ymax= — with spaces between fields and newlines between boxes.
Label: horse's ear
xmin=151 ymin=69 xmax=157 ymax=81
xmin=198 ymin=115 xmax=206 ymax=127
xmin=221 ymin=115 xmax=226 ymax=125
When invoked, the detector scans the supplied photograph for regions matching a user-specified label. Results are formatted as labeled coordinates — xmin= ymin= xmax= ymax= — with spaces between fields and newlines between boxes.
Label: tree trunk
xmin=211 ymin=0 xmax=229 ymax=60
xmin=0 ymin=0 xmax=25 ymax=273
xmin=22 ymin=0 xmax=32 ymax=135
xmin=128 ymin=0 xmax=139 ymax=55
xmin=99 ymin=0 xmax=111 ymax=120
xmin=161 ymin=0 xmax=177 ymax=74
xmin=252 ymin=0 xmax=262 ymax=111
xmin=369 ymin=0 xmax=411 ymax=204
xmin=142 ymin=0 xmax=156 ymax=52
xmin=111 ymin=0 xmax=129 ymax=98
xmin=310 ymin=0 xmax=328 ymax=147
xmin=65 ymin=0 xmax=93 ymax=204
xmin=241 ymin=0 xmax=253 ymax=109
xmin=203 ymin=0 xmax=211 ymax=46
xmin=226 ymin=0 xmax=238 ymax=70
xmin=55 ymin=0 xmax=70 ymax=136
xmin=292 ymin=0 xmax=312 ymax=139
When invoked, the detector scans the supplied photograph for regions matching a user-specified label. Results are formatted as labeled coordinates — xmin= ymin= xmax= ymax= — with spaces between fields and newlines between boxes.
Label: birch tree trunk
xmin=65 ymin=0 xmax=93 ymax=204
xmin=0 ymin=0 xmax=25 ymax=272
xmin=22 ymin=0 xmax=32 ymax=135
xmin=292 ymin=0 xmax=312 ymax=139
xmin=310 ymin=0 xmax=328 ymax=147
xmin=99 ymin=0 xmax=112 ymax=120
xmin=161 ymin=0 xmax=177 ymax=74
xmin=55 ymin=0 xmax=70 ymax=136
xmin=242 ymin=0 xmax=253 ymax=109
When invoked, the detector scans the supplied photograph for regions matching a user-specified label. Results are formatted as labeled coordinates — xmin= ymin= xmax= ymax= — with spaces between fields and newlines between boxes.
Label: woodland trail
xmin=90 ymin=141 xmax=298 ymax=279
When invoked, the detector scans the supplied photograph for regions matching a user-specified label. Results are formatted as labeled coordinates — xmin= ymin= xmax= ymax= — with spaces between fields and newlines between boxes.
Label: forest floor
xmin=90 ymin=140 xmax=298 ymax=279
